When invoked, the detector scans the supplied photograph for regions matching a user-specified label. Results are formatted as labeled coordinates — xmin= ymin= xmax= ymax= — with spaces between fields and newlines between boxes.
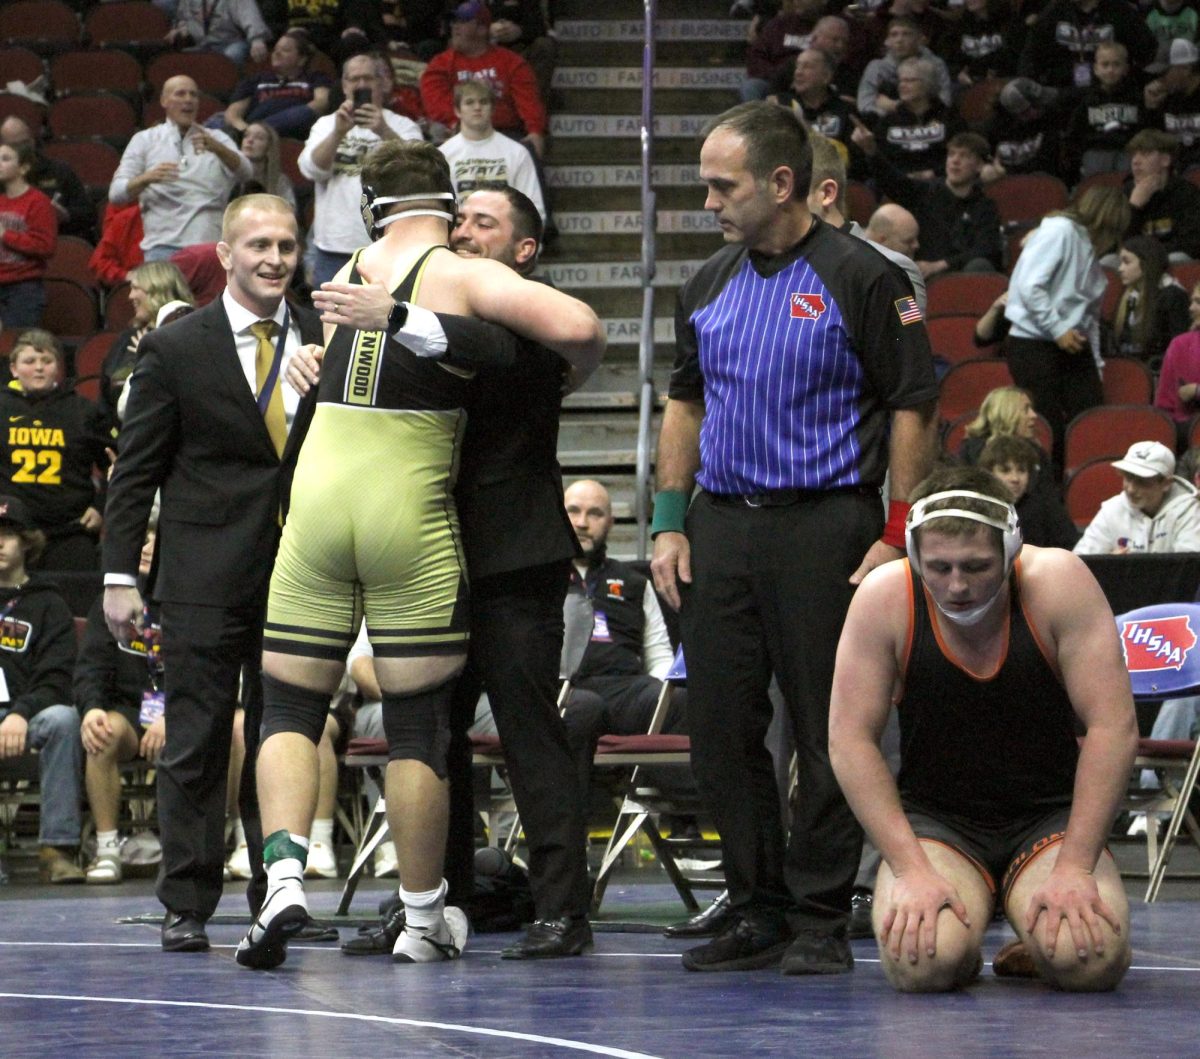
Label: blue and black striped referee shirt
xmin=669 ymin=216 xmax=937 ymax=494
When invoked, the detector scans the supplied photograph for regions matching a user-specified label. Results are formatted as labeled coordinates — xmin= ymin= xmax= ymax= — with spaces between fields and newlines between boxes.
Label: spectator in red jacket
xmin=0 ymin=142 xmax=57 ymax=329
xmin=420 ymin=0 xmax=547 ymax=158
xmin=89 ymin=202 xmax=143 ymax=289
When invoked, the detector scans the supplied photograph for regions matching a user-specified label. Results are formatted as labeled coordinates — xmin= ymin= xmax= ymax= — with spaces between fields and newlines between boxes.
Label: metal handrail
xmin=633 ymin=0 xmax=658 ymax=559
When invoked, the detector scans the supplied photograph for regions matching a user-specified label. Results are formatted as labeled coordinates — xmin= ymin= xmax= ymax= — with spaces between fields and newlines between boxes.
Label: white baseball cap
xmin=1112 ymin=440 xmax=1175 ymax=479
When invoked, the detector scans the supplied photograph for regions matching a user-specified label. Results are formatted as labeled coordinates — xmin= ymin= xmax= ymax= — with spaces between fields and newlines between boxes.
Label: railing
xmin=633 ymin=0 xmax=657 ymax=559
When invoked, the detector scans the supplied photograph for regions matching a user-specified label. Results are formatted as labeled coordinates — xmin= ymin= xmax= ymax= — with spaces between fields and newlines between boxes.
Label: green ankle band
xmin=263 ymin=829 xmax=308 ymax=867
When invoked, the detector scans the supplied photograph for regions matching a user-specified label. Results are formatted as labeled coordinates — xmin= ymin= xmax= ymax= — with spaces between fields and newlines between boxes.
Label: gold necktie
xmin=250 ymin=319 xmax=286 ymax=458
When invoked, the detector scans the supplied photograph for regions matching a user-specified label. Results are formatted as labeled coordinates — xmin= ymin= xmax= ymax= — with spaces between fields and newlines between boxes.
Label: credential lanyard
xmin=256 ymin=303 xmax=290 ymax=415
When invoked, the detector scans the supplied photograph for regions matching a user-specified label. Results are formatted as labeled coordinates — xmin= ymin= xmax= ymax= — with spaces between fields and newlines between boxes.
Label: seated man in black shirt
xmin=560 ymin=479 xmax=687 ymax=804
xmin=829 ymin=466 xmax=1136 ymax=992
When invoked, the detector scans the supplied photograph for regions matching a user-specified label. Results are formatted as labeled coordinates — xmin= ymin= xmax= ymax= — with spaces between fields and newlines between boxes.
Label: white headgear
xmin=905 ymin=489 xmax=1022 ymax=626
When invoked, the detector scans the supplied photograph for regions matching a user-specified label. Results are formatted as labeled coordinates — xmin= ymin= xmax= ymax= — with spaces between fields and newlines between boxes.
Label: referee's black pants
xmin=680 ymin=489 xmax=877 ymax=933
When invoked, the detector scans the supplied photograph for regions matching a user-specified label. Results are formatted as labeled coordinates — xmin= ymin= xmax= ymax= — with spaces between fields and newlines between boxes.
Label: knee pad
xmin=260 ymin=673 xmax=330 ymax=745
xmin=382 ymin=678 xmax=455 ymax=779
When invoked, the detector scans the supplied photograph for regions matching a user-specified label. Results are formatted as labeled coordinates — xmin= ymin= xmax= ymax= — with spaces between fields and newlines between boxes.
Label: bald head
xmin=564 ymin=479 xmax=613 ymax=555
xmin=0 ymin=117 xmax=32 ymax=148
xmin=160 ymin=75 xmax=200 ymax=128
xmin=865 ymin=203 xmax=920 ymax=260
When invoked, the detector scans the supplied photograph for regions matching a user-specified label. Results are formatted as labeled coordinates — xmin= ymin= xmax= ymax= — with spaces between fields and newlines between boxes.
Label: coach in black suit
xmin=102 ymin=194 xmax=321 ymax=952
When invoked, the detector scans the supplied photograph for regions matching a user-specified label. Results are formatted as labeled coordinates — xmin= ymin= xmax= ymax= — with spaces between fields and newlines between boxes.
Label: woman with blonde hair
xmin=232 ymin=122 xmax=297 ymax=213
xmin=101 ymin=261 xmax=194 ymax=426
xmin=958 ymin=384 xmax=1040 ymax=459
xmin=1004 ymin=184 xmax=1131 ymax=476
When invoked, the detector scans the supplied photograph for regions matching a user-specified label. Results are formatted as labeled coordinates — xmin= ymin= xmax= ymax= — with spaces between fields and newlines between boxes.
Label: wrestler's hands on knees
xmin=881 ymin=868 xmax=972 ymax=964
xmin=1024 ymin=866 xmax=1121 ymax=961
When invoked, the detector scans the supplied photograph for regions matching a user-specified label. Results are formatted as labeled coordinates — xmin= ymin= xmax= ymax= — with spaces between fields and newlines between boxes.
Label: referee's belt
xmin=708 ymin=485 xmax=876 ymax=508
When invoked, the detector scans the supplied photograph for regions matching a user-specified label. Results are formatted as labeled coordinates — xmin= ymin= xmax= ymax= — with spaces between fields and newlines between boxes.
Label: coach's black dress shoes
xmin=162 ymin=911 xmax=210 ymax=952
xmin=500 ymin=915 xmax=593 ymax=959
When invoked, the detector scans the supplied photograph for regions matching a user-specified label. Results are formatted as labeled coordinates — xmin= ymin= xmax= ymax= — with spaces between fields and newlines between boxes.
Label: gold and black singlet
xmin=264 ymin=247 xmax=485 ymax=660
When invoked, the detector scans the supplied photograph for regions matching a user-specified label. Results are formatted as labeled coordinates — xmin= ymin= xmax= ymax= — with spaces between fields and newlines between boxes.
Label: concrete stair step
xmin=544 ymin=229 xmax=720 ymax=258
xmin=559 ymin=412 xmax=658 ymax=451
xmin=542 ymin=258 xmax=705 ymax=290
xmin=557 ymin=38 xmax=747 ymax=65
xmin=546 ymin=162 xmax=699 ymax=190
xmin=552 ymin=65 xmax=744 ymax=89
xmin=555 ymin=17 xmax=750 ymax=44
xmin=551 ymin=186 xmax=709 ymax=212
xmin=549 ymin=112 xmax=711 ymax=140
xmin=554 ymin=87 xmax=737 ymax=112
xmin=564 ymin=362 xmax=671 ymax=411
xmin=546 ymin=138 xmax=701 ymax=165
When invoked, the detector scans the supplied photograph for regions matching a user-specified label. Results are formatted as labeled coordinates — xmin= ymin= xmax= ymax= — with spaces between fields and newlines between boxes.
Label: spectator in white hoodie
xmin=1074 ymin=440 xmax=1200 ymax=554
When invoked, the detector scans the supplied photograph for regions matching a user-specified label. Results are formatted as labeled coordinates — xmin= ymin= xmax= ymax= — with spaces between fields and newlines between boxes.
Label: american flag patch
xmin=894 ymin=296 xmax=923 ymax=325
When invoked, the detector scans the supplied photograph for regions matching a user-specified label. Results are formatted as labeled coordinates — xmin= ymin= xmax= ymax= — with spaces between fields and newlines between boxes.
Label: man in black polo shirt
xmin=651 ymin=101 xmax=938 ymax=975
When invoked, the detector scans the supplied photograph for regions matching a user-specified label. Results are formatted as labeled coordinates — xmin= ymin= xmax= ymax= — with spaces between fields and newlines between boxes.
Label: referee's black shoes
xmin=161 ymin=911 xmax=209 ymax=953
xmin=500 ymin=915 xmax=593 ymax=958
xmin=681 ymin=913 xmax=791 ymax=971
xmin=780 ymin=926 xmax=855 ymax=975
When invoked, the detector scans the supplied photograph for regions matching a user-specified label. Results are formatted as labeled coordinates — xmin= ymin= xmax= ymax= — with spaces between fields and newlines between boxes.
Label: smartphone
xmin=353 ymin=87 xmax=372 ymax=109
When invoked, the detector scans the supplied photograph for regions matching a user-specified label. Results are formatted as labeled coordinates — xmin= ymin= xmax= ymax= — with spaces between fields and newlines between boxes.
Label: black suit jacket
xmin=102 ymin=297 xmax=322 ymax=607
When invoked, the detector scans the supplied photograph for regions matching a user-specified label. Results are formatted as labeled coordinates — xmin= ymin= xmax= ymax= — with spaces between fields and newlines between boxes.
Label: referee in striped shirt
xmin=651 ymin=101 xmax=939 ymax=975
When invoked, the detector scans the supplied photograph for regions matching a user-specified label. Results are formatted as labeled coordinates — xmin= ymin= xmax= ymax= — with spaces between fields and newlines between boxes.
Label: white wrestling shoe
xmin=304 ymin=840 xmax=338 ymax=879
xmin=236 ymin=875 xmax=308 ymax=970
xmin=392 ymin=906 xmax=469 ymax=963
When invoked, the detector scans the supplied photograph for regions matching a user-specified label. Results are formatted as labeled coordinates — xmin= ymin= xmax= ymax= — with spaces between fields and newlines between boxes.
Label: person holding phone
xmin=298 ymin=54 xmax=424 ymax=288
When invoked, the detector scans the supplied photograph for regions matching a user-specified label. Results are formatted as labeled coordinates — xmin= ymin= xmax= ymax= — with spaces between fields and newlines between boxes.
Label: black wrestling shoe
xmin=847 ymin=889 xmax=874 ymax=940
xmin=296 ymin=918 xmax=339 ymax=942
xmin=341 ymin=902 xmax=407 ymax=956
xmin=500 ymin=915 xmax=593 ymax=959
xmin=780 ymin=926 xmax=855 ymax=975
xmin=161 ymin=911 xmax=209 ymax=953
xmin=663 ymin=891 xmax=734 ymax=939
xmin=681 ymin=914 xmax=791 ymax=972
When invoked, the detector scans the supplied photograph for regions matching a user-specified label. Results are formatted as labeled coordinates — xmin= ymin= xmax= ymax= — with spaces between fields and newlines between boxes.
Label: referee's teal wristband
xmin=650 ymin=490 xmax=689 ymax=537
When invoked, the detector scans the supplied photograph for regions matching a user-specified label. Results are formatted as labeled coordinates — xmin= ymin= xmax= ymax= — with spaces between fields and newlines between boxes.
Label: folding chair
xmin=984 ymin=172 xmax=1069 ymax=231
xmin=103 ymin=282 xmax=135 ymax=331
xmin=1170 ymin=261 xmax=1200 ymax=295
xmin=48 ymin=93 xmax=138 ymax=148
xmin=925 ymin=272 xmax=1008 ymax=319
xmin=51 ymin=49 xmax=143 ymax=102
xmin=145 ymin=52 xmax=240 ymax=102
xmin=1114 ymin=603 xmax=1200 ymax=901
xmin=845 ymin=180 xmax=876 ymax=226
xmin=937 ymin=358 xmax=1013 ymax=424
xmin=0 ymin=0 xmax=80 ymax=56
xmin=46 ymin=234 xmax=97 ymax=288
xmin=956 ymin=77 xmax=1005 ymax=127
xmin=83 ymin=1 xmax=170 ymax=56
xmin=588 ymin=646 xmax=718 ymax=915
xmin=42 ymin=278 xmax=99 ymax=338
xmin=1064 ymin=457 xmax=1122 ymax=528
xmin=1101 ymin=358 xmax=1154 ymax=406
xmin=41 ymin=140 xmax=121 ymax=194
xmin=0 ymin=46 xmax=45 ymax=86
xmin=1063 ymin=404 xmax=1176 ymax=479
xmin=1100 ymin=267 xmax=1122 ymax=324
xmin=927 ymin=314 xmax=992 ymax=365
xmin=0 ymin=94 xmax=46 ymax=138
